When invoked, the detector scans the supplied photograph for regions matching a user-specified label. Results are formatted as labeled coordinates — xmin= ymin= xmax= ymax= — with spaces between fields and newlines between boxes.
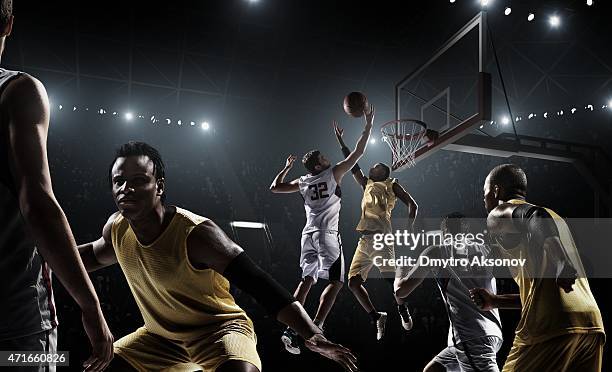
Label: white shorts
xmin=300 ymin=231 xmax=345 ymax=283
xmin=0 ymin=328 xmax=58 ymax=372
xmin=433 ymin=335 xmax=502 ymax=372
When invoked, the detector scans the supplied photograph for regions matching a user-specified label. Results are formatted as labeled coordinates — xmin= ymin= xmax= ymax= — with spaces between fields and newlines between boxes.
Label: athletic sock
xmin=369 ymin=310 xmax=381 ymax=322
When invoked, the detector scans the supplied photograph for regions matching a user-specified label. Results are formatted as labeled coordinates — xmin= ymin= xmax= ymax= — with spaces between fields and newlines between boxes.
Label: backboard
xmin=392 ymin=11 xmax=492 ymax=171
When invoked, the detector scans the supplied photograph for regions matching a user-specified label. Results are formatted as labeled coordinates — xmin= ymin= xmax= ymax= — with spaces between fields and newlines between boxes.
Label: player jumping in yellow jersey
xmin=76 ymin=141 xmax=358 ymax=372
xmin=470 ymin=164 xmax=605 ymax=372
xmin=334 ymin=123 xmax=417 ymax=340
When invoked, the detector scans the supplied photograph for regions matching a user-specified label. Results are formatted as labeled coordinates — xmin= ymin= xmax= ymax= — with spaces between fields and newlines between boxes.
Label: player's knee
xmin=348 ymin=276 xmax=362 ymax=291
xmin=301 ymin=276 xmax=315 ymax=285
xmin=329 ymin=279 xmax=343 ymax=290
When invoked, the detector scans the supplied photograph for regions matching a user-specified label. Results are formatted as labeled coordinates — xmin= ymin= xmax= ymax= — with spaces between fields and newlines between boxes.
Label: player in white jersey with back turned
xmin=270 ymin=105 xmax=375 ymax=354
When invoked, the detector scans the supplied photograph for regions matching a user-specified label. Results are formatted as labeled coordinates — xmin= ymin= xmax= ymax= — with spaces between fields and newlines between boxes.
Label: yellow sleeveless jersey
xmin=111 ymin=207 xmax=252 ymax=341
xmin=356 ymin=178 xmax=397 ymax=233
xmin=499 ymin=199 xmax=604 ymax=345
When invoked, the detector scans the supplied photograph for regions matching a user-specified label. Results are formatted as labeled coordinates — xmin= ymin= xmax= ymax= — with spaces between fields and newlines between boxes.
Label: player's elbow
xmin=19 ymin=188 xmax=61 ymax=224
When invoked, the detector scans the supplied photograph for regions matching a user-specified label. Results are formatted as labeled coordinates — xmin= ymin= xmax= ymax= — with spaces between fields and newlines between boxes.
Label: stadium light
xmin=549 ymin=15 xmax=560 ymax=27
xmin=450 ymin=0 xmax=456 ymax=3
xmin=370 ymin=138 xmax=376 ymax=144
xmin=125 ymin=112 xmax=133 ymax=121
xmin=230 ymin=221 xmax=266 ymax=229
xmin=587 ymin=0 xmax=593 ymax=6
xmin=201 ymin=121 xmax=210 ymax=130
xmin=608 ymin=99 xmax=612 ymax=109
xmin=527 ymin=13 xmax=535 ymax=21
xmin=480 ymin=0 xmax=489 ymax=7
xmin=501 ymin=116 xmax=510 ymax=125
xmin=504 ymin=7 xmax=512 ymax=15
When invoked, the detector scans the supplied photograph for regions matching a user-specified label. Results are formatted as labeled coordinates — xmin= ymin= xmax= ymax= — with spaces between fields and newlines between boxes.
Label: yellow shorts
xmin=502 ymin=332 xmax=605 ymax=372
xmin=348 ymin=234 xmax=396 ymax=281
xmin=114 ymin=320 xmax=261 ymax=372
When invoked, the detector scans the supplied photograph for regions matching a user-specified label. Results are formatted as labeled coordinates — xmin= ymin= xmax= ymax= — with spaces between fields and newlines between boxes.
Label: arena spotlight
xmin=480 ymin=0 xmax=489 ymax=7
xmin=504 ymin=7 xmax=512 ymax=15
xmin=587 ymin=0 xmax=593 ymax=5
xmin=608 ymin=99 xmax=612 ymax=108
xmin=370 ymin=138 xmax=376 ymax=144
xmin=230 ymin=221 xmax=266 ymax=229
xmin=527 ymin=13 xmax=535 ymax=21
xmin=124 ymin=112 xmax=133 ymax=121
xmin=501 ymin=116 xmax=510 ymax=125
xmin=450 ymin=0 xmax=456 ymax=3
xmin=59 ymin=104 xmax=63 ymax=110
xmin=549 ymin=15 xmax=560 ymax=27
xmin=201 ymin=121 xmax=210 ymax=130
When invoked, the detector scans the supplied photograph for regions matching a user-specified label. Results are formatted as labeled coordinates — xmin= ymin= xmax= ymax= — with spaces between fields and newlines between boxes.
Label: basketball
xmin=343 ymin=91 xmax=369 ymax=117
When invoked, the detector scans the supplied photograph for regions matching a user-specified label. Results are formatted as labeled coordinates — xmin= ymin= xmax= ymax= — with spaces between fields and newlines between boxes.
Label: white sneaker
xmin=375 ymin=312 xmax=387 ymax=340
xmin=281 ymin=328 xmax=301 ymax=354
xmin=399 ymin=305 xmax=413 ymax=331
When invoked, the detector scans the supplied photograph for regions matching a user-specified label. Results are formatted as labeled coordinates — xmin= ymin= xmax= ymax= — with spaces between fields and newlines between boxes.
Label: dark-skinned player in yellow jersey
xmin=77 ymin=142 xmax=358 ymax=372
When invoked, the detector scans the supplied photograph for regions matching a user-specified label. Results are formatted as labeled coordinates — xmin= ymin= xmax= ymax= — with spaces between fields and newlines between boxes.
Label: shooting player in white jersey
xmin=270 ymin=105 xmax=375 ymax=354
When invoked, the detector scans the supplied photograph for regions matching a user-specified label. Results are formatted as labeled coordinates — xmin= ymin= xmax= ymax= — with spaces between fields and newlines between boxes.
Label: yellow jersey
xmin=499 ymin=199 xmax=604 ymax=345
xmin=111 ymin=207 xmax=252 ymax=341
xmin=356 ymin=178 xmax=397 ymax=234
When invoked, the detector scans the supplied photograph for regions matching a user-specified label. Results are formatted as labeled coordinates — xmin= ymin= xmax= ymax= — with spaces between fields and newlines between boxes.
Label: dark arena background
xmin=5 ymin=0 xmax=611 ymax=371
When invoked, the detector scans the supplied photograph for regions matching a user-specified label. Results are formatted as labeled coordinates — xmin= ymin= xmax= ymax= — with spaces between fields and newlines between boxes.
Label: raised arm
xmin=393 ymin=181 xmax=418 ymax=230
xmin=3 ymin=74 xmax=113 ymax=371
xmin=332 ymin=105 xmax=374 ymax=183
xmin=333 ymin=121 xmax=367 ymax=188
xmin=77 ymin=213 xmax=120 ymax=272
xmin=187 ymin=220 xmax=358 ymax=371
xmin=269 ymin=154 xmax=300 ymax=193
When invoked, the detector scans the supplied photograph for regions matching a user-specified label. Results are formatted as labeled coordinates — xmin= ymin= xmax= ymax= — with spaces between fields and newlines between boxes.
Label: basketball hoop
xmin=381 ymin=119 xmax=428 ymax=170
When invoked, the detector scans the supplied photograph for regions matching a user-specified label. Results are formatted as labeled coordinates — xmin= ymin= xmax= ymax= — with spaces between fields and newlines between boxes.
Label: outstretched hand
xmin=333 ymin=120 xmax=345 ymax=144
xmin=285 ymin=155 xmax=297 ymax=169
xmin=305 ymin=333 xmax=359 ymax=372
xmin=364 ymin=104 xmax=375 ymax=126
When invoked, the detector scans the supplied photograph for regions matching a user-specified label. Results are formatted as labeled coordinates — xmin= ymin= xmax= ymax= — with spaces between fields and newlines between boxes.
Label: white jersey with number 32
xmin=299 ymin=167 xmax=341 ymax=234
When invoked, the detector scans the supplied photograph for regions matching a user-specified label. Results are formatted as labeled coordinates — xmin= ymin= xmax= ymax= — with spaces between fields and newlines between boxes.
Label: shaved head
xmin=487 ymin=164 xmax=527 ymax=197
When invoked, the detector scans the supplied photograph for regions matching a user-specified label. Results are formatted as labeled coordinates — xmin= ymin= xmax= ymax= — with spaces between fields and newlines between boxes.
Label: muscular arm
xmin=334 ymin=125 xmax=367 ymax=188
xmin=333 ymin=106 xmax=374 ymax=183
xmin=488 ymin=203 xmax=577 ymax=292
xmin=393 ymin=182 xmax=418 ymax=229
xmin=5 ymin=74 xmax=100 ymax=311
xmin=4 ymin=74 xmax=114 ymax=370
xmin=394 ymin=245 xmax=438 ymax=298
xmin=77 ymin=213 xmax=119 ymax=272
xmin=269 ymin=155 xmax=300 ymax=193
xmin=186 ymin=220 xmax=320 ymax=338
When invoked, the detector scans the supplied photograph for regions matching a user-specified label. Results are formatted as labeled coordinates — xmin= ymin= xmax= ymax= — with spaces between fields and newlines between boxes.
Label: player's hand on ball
xmin=469 ymin=287 xmax=496 ymax=311
xmin=285 ymin=155 xmax=296 ymax=169
xmin=364 ymin=104 xmax=375 ymax=126
xmin=305 ymin=333 xmax=359 ymax=372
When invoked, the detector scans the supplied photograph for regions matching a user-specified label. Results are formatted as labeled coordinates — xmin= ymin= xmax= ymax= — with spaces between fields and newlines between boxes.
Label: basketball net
xmin=381 ymin=119 xmax=428 ymax=170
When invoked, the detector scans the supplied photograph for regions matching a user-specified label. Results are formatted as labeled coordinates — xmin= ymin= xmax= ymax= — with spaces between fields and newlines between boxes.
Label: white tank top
xmin=298 ymin=167 xmax=342 ymax=234
xmin=432 ymin=243 xmax=503 ymax=345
